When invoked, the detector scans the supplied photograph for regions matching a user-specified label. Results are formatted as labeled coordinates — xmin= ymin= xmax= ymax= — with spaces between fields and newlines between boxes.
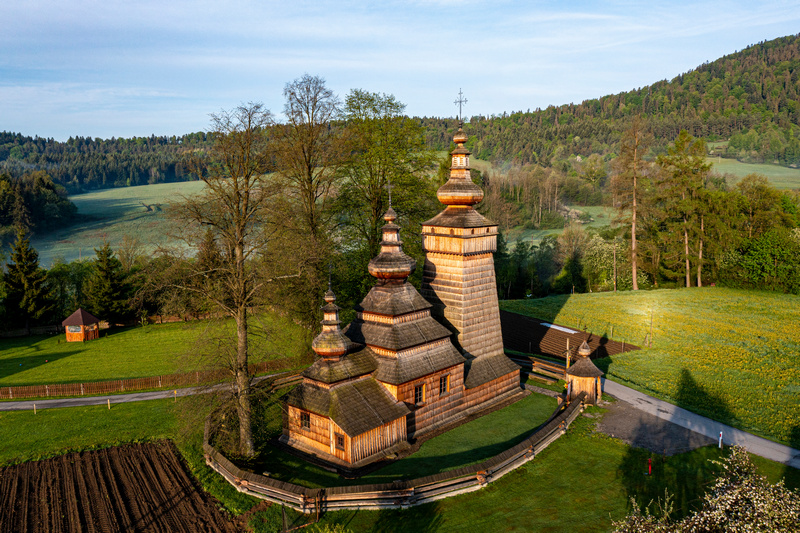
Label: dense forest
xmin=0 ymin=132 xmax=211 ymax=194
xmin=423 ymin=34 xmax=800 ymax=167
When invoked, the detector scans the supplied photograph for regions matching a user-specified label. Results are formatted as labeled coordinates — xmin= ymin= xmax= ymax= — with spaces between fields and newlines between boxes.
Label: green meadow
xmin=0 ymin=315 xmax=309 ymax=387
xmin=502 ymin=287 xmax=800 ymax=445
xmin=708 ymin=156 xmax=800 ymax=189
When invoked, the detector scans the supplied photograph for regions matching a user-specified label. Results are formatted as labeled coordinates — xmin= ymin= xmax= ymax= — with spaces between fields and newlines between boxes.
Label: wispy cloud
xmin=2 ymin=0 xmax=799 ymax=139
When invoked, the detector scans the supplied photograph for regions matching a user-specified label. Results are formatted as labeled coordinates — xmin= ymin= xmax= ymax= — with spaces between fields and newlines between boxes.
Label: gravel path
xmin=601 ymin=378 xmax=800 ymax=469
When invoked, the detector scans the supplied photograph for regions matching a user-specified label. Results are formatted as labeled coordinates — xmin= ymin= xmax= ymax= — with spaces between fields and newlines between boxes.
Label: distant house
xmin=62 ymin=308 xmax=101 ymax=342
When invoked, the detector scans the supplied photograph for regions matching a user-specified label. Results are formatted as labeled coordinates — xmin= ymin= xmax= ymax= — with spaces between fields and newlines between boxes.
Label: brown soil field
xmin=0 ymin=441 xmax=240 ymax=533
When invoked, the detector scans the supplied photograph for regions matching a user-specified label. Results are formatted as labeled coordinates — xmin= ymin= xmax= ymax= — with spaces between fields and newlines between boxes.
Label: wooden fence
xmin=203 ymin=392 xmax=587 ymax=513
xmin=0 ymin=358 xmax=297 ymax=400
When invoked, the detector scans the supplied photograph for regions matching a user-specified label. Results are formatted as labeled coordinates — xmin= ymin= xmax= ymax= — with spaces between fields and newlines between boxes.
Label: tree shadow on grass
xmin=0 ymin=350 xmax=81 ymax=383
xmin=329 ymin=501 xmax=444 ymax=533
xmin=784 ymin=425 xmax=800 ymax=490
xmin=617 ymin=368 xmax=737 ymax=520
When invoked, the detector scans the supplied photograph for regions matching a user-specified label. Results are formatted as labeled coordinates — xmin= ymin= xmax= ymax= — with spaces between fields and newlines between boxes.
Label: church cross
xmin=454 ymin=89 xmax=468 ymax=121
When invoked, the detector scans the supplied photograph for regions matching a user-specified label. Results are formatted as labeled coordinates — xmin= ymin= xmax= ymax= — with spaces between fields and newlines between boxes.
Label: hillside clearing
xmin=30 ymin=181 xmax=207 ymax=266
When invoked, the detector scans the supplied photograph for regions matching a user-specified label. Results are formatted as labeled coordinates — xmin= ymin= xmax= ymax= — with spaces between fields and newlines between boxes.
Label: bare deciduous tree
xmin=174 ymin=102 xmax=276 ymax=457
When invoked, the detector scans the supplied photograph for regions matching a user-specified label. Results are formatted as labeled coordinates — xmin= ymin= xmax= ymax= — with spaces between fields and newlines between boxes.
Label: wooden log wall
xmin=399 ymin=364 xmax=465 ymax=437
xmin=351 ymin=419 xmax=406 ymax=464
xmin=204 ymin=392 xmax=588 ymax=514
xmin=286 ymin=406 xmax=332 ymax=455
xmin=462 ymin=372 xmax=520 ymax=411
xmin=568 ymin=376 xmax=601 ymax=405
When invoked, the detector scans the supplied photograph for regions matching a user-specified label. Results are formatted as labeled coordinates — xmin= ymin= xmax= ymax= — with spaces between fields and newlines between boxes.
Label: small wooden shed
xmin=566 ymin=340 xmax=604 ymax=405
xmin=62 ymin=308 xmax=101 ymax=342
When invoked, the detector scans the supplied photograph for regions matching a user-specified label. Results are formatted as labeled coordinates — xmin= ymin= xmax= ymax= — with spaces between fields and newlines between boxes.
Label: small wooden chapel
xmin=281 ymin=126 xmax=523 ymax=468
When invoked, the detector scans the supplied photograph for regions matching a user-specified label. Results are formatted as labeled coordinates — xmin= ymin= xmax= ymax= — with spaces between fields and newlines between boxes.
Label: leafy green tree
xmin=655 ymin=130 xmax=711 ymax=287
xmin=3 ymin=229 xmax=52 ymax=333
xmin=85 ymin=243 xmax=130 ymax=325
xmin=269 ymin=75 xmax=343 ymax=330
xmin=739 ymin=227 xmax=800 ymax=293
xmin=337 ymin=89 xmax=438 ymax=259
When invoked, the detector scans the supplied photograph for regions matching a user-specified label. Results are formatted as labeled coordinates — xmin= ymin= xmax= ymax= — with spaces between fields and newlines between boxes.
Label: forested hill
xmin=2 ymin=34 xmax=799 ymax=194
xmin=422 ymin=34 xmax=800 ymax=167
xmin=0 ymin=132 xmax=211 ymax=194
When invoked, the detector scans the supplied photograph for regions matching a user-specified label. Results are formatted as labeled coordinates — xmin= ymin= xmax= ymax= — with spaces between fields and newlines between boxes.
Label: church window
xmin=439 ymin=374 xmax=450 ymax=396
xmin=300 ymin=412 xmax=310 ymax=429
xmin=414 ymin=384 xmax=425 ymax=405
xmin=335 ymin=432 xmax=345 ymax=450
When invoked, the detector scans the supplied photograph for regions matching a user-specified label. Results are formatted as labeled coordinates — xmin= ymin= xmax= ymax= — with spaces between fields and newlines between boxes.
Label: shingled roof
xmin=355 ymin=281 xmax=432 ymax=316
xmin=566 ymin=356 xmax=604 ymax=378
xmin=302 ymin=346 xmax=377 ymax=384
xmin=464 ymin=353 xmax=521 ymax=389
xmin=344 ymin=315 xmax=452 ymax=351
xmin=373 ymin=343 xmax=465 ymax=385
xmin=61 ymin=308 xmax=100 ymax=327
xmin=423 ymin=206 xmax=495 ymax=229
xmin=287 ymin=378 xmax=410 ymax=437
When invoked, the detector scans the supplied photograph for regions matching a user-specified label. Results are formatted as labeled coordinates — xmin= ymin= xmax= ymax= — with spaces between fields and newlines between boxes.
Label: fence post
xmin=8 ymin=387 xmax=12 ymax=399
xmin=46 ymin=385 xmax=49 ymax=397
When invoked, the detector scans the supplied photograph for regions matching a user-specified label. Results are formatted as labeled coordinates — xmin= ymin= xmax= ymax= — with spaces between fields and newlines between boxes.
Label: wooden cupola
xmin=310 ymin=284 xmax=350 ymax=361
xmin=566 ymin=340 xmax=604 ymax=405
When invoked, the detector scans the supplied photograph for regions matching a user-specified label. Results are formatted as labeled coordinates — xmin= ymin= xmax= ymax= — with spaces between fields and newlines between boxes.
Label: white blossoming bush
xmin=614 ymin=446 xmax=800 ymax=532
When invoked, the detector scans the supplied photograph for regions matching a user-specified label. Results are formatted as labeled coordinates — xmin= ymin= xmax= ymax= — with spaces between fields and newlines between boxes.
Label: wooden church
xmin=282 ymin=126 xmax=522 ymax=469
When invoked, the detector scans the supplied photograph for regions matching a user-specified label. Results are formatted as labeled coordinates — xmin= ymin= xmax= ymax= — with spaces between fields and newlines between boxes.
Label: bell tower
xmin=421 ymin=124 xmax=519 ymax=390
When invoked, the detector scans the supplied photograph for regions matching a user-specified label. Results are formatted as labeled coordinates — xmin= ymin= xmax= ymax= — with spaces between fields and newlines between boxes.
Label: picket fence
xmin=0 ymin=358 xmax=296 ymax=400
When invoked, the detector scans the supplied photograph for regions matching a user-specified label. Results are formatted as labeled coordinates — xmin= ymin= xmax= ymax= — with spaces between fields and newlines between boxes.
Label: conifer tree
xmin=85 ymin=243 xmax=130 ymax=325
xmin=4 ymin=228 xmax=51 ymax=334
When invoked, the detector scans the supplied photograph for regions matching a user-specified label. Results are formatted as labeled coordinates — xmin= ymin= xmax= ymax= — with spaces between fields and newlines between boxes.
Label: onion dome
xmin=311 ymin=287 xmax=350 ymax=360
xmin=436 ymin=125 xmax=484 ymax=206
xmin=368 ymin=207 xmax=416 ymax=280
xmin=577 ymin=340 xmax=592 ymax=358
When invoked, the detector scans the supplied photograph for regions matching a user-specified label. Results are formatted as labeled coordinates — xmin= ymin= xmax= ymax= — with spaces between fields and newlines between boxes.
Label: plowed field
xmin=0 ymin=441 xmax=240 ymax=533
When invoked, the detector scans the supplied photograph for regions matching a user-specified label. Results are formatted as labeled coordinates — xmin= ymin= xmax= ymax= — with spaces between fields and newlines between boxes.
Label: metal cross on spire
xmin=454 ymin=89 xmax=468 ymax=122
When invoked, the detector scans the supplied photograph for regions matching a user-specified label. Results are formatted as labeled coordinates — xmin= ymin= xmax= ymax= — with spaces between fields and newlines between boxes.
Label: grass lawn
xmin=501 ymin=287 xmax=800 ymax=445
xmin=707 ymin=157 xmax=800 ymax=189
xmin=0 ymin=314 xmax=309 ymax=387
xmin=30 ymin=181 xmax=207 ymax=266
xmin=2 ymin=394 xmax=797 ymax=533
xmin=240 ymin=390 xmax=558 ymax=488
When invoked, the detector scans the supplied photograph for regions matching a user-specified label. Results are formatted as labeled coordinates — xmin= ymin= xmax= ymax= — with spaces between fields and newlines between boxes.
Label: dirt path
xmin=0 ymin=441 xmax=241 ymax=533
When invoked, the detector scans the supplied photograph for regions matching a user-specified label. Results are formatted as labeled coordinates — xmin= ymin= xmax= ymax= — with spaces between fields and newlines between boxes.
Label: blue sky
xmin=2 ymin=1 xmax=799 ymax=141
